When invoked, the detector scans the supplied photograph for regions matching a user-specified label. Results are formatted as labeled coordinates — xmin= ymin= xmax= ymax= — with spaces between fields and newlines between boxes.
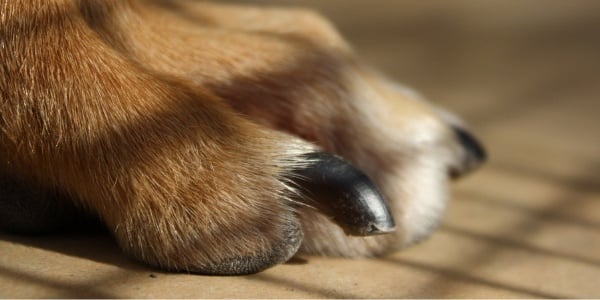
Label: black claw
xmin=451 ymin=126 xmax=487 ymax=178
xmin=293 ymin=152 xmax=395 ymax=236
xmin=453 ymin=127 xmax=487 ymax=163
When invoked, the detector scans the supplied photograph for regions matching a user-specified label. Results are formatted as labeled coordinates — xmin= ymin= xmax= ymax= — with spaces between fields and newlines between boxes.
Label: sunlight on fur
xmin=0 ymin=0 xmax=485 ymax=275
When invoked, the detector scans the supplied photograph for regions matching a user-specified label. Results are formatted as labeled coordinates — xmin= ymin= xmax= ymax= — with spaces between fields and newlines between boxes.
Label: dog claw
xmin=451 ymin=126 xmax=487 ymax=178
xmin=294 ymin=152 xmax=396 ymax=236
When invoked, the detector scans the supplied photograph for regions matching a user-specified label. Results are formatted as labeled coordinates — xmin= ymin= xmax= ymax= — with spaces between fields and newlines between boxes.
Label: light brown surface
xmin=2 ymin=0 xmax=599 ymax=298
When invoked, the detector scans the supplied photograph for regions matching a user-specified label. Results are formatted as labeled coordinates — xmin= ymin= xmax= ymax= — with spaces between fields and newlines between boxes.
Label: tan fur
xmin=1 ymin=0 xmax=481 ymax=272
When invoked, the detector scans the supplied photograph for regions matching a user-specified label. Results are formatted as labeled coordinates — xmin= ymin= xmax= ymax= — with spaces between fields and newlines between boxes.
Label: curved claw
xmin=450 ymin=126 xmax=487 ymax=178
xmin=293 ymin=152 xmax=395 ymax=236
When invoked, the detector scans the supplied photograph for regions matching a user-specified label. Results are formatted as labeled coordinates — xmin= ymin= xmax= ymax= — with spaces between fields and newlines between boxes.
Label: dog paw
xmin=272 ymin=72 xmax=486 ymax=257
xmin=201 ymin=59 xmax=486 ymax=257
xmin=95 ymin=115 xmax=394 ymax=274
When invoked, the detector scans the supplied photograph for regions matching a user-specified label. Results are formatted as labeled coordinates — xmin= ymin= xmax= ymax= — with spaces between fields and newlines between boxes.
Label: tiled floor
xmin=2 ymin=1 xmax=599 ymax=298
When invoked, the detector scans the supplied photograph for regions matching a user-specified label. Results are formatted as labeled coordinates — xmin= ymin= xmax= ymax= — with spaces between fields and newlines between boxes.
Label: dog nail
xmin=294 ymin=152 xmax=395 ymax=236
xmin=451 ymin=126 xmax=487 ymax=177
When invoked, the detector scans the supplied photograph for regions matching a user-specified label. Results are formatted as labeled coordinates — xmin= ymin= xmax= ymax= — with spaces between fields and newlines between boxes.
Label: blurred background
xmin=2 ymin=1 xmax=599 ymax=298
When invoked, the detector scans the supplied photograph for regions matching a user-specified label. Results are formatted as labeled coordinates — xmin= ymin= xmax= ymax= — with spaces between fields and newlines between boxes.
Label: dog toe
xmin=193 ymin=218 xmax=303 ymax=275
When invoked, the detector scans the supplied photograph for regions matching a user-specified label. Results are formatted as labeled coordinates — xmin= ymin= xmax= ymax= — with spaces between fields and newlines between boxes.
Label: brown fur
xmin=1 ymin=0 xmax=483 ymax=273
